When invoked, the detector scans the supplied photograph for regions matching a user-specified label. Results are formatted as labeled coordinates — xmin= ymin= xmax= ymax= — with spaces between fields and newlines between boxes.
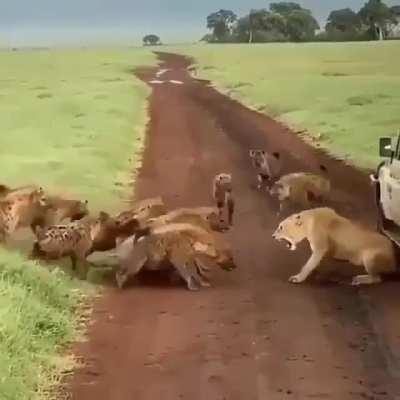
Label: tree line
xmin=203 ymin=1 xmax=400 ymax=43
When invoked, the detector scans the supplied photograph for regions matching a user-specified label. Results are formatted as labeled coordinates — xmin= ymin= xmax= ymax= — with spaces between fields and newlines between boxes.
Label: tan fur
xmin=0 ymin=184 xmax=38 ymax=198
xmin=115 ymin=196 xmax=167 ymax=234
xmin=212 ymin=173 xmax=235 ymax=226
xmin=115 ymin=222 xmax=236 ymax=290
xmin=44 ymin=195 xmax=89 ymax=224
xmin=0 ymin=187 xmax=50 ymax=242
xmin=89 ymin=211 xmax=139 ymax=253
xmin=147 ymin=206 xmax=225 ymax=232
xmin=272 ymin=207 xmax=396 ymax=286
xmin=270 ymin=168 xmax=330 ymax=215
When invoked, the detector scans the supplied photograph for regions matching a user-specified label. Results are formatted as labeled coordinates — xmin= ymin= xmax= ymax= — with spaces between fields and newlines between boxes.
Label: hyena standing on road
xmin=212 ymin=173 xmax=235 ymax=228
xmin=249 ymin=149 xmax=282 ymax=191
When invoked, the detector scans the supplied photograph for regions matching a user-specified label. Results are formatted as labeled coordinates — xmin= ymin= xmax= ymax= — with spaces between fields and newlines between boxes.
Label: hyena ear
xmin=249 ymin=150 xmax=255 ymax=157
xmin=261 ymin=150 xmax=266 ymax=155
xmin=273 ymin=152 xmax=280 ymax=159
xmin=84 ymin=200 xmax=89 ymax=205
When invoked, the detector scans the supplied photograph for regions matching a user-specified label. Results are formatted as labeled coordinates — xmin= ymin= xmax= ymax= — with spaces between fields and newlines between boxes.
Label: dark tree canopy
xmin=270 ymin=2 xmax=302 ymax=16
xmin=326 ymin=8 xmax=362 ymax=32
xmin=285 ymin=9 xmax=320 ymax=41
xmin=206 ymin=9 xmax=237 ymax=42
xmin=143 ymin=34 xmax=161 ymax=46
xmin=358 ymin=0 xmax=397 ymax=37
xmin=201 ymin=0 xmax=399 ymax=44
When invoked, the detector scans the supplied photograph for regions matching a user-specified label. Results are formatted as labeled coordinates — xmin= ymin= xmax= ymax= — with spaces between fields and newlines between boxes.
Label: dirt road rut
xmin=67 ymin=52 xmax=400 ymax=399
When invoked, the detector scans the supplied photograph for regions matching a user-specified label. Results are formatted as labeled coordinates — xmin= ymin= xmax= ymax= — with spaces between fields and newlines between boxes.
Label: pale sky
xmin=0 ymin=0 xmax=399 ymax=46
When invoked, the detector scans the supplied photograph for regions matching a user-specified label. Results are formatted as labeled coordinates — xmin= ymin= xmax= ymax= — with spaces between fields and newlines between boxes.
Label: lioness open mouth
xmin=277 ymin=238 xmax=296 ymax=251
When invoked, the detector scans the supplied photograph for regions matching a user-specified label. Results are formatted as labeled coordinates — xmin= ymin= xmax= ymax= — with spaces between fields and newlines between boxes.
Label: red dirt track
xmin=67 ymin=53 xmax=400 ymax=399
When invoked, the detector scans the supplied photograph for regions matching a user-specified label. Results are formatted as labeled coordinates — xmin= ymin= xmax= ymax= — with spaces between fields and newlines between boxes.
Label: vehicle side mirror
xmin=379 ymin=137 xmax=393 ymax=158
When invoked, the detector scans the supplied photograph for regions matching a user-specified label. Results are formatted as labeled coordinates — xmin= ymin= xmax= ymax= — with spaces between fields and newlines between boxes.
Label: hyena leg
xmin=70 ymin=254 xmax=77 ymax=271
xmin=257 ymin=174 xmax=263 ymax=190
xmin=170 ymin=251 xmax=200 ymax=291
xmin=116 ymin=258 xmax=147 ymax=289
xmin=186 ymin=259 xmax=211 ymax=288
xmin=217 ymin=200 xmax=225 ymax=225
xmin=74 ymin=245 xmax=93 ymax=280
xmin=193 ymin=259 xmax=212 ymax=287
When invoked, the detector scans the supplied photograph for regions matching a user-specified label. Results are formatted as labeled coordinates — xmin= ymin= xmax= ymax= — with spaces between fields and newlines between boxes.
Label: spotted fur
xmin=32 ymin=219 xmax=95 ymax=279
xmin=212 ymin=173 xmax=235 ymax=227
xmin=0 ymin=187 xmax=49 ymax=242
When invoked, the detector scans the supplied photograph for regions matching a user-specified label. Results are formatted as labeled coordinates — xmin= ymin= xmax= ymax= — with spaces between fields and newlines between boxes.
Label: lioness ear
xmin=249 ymin=150 xmax=255 ymax=157
xmin=84 ymin=200 xmax=88 ymax=205
xmin=295 ymin=214 xmax=302 ymax=226
xmin=261 ymin=150 xmax=266 ymax=155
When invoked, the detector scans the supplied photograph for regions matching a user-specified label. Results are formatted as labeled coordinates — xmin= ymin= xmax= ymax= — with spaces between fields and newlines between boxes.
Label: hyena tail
xmin=226 ymin=192 xmax=235 ymax=226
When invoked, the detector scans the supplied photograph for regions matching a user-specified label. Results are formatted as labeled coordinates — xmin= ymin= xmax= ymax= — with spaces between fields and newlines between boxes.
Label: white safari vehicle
xmin=371 ymin=133 xmax=400 ymax=245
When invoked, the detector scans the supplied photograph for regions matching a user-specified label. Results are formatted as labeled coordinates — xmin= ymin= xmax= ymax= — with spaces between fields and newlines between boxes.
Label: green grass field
xmin=172 ymin=41 xmax=400 ymax=167
xmin=0 ymin=48 xmax=156 ymax=400
xmin=0 ymin=48 xmax=156 ymax=211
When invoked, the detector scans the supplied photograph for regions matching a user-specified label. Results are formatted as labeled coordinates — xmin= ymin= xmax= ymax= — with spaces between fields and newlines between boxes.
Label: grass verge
xmin=0 ymin=47 xmax=156 ymax=399
xmin=0 ymin=249 xmax=87 ymax=400
xmin=169 ymin=41 xmax=400 ymax=168
xmin=0 ymin=48 xmax=156 ymax=211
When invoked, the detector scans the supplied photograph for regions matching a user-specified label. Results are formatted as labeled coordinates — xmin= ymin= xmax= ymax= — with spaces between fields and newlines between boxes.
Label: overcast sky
xmin=0 ymin=0 xmax=399 ymax=46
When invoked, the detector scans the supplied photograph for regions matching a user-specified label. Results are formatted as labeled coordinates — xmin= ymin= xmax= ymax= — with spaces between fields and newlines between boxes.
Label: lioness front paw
xmin=288 ymin=274 xmax=305 ymax=284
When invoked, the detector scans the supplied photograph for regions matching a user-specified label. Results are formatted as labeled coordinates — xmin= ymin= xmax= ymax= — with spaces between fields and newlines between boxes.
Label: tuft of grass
xmin=0 ymin=249 xmax=87 ymax=400
xmin=170 ymin=41 xmax=400 ymax=168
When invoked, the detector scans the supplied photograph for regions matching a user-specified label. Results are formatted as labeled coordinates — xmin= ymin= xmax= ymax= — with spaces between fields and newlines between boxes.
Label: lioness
xmin=115 ymin=222 xmax=236 ymax=290
xmin=272 ymin=207 xmax=396 ymax=286
xmin=269 ymin=166 xmax=330 ymax=215
xmin=147 ymin=206 xmax=226 ymax=232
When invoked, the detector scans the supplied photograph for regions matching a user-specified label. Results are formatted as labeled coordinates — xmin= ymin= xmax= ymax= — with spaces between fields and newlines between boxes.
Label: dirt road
xmin=67 ymin=53 xmax=400 ymax=399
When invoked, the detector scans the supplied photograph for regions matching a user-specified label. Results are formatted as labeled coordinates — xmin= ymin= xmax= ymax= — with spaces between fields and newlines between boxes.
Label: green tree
xmin=285 ymin=9 xmax=319 ymax=41
xmin=235 ymin=9 xmax=287 ymax=43
xmin=358 ymin=0 xmax=397 ymax=39
xmin=142 ymin=34 xmax=161 ymax=46
xmin=269 ymin=2 xmax=319 ymax=41
xmin=248 ymin=9 xmax=270 ymax=42
xmin=206 ymin=9 xmax=237 ymax=42
xmin=326 ymin=8 xmax=362 ymax=33
xmin=270 ymin=2 xmax=302 ymax=16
